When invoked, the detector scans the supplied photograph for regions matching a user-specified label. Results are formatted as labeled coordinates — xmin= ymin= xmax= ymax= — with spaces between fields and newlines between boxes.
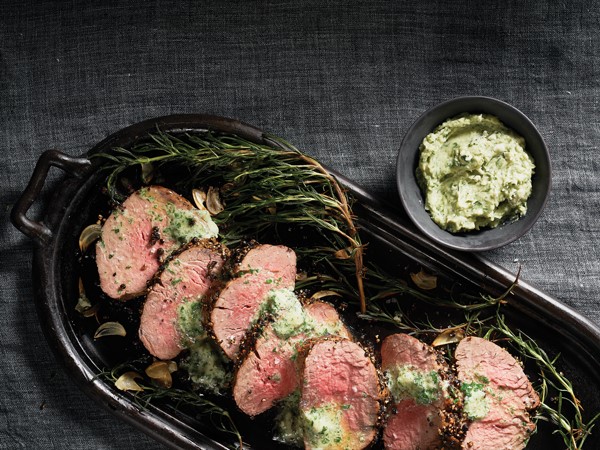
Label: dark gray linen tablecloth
xmin=2 ymin=1 xmax=599 ymax=449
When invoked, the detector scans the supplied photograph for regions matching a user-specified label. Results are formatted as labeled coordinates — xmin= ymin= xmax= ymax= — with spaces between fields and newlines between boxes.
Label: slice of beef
xmin=139 ymin=241 xmax=227 ymax=360
xmin=96 ymin=185 xmax=218 ymax=300
xmin=233 ymin=300 xmax=352 ymax=417
xmin=456 ymin=336 xmax=539 ymax=409
xmin=459 ymin=400 xmax=535 ymax=450
xmin=210 ymin=244 xmax=296 ymax=359
xmin=300 ymin=338 xmax=381 ymax=450
xmin=455 ymin=336 xmax=540 ymax=450
xmin=381 ymin=333 xmax=447 ymax=450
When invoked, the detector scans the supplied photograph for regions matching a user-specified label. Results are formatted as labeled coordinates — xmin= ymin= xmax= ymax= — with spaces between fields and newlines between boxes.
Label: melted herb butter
xmin=273 ymin=391 xmax=304 ymax=447
xmin=182 ymin=336 xmax=231 ymax=394
xmin=417 ymin=113 xmax=535 ymax=233
xmin=267 ymin=289 xmax=342 ymax=339
xmin=177 ymin=301 xmax=205 ymax=344
xmin=268 ymin=289 xmax=310 ymax=339
xmin=177 ymin=301 xmax=230 ymax=394
xmin=163 ymin=203 xmax=218 ymax=244
xmin=386 ymin=365 xmax=442 ymax=405
xmin=461 ymin=380 xmax=490 ymax=420
xmin=303 ymin=403 xmax=348 ymax=449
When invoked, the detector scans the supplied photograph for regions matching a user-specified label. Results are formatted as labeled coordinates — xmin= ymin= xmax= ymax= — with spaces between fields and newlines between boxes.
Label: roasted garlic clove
xmin=145 ymin=361 xmax=177 ymax=389
xmin=115 ymin=371 xmax=144 ymax=392
xmin=79 ymin=224 xmax=101 ymax=252
xmin=94 ymin=321 xmax=126 ymax=339
xmin=432 ymin=327 xmax=465 ymax=347
xmin=410 ymin=268 xmax=438 ymax=290
xmin=192 ymin=188 xmax=207 ymax=211
xmin=206 ymin=186 xmax=224 ymax=215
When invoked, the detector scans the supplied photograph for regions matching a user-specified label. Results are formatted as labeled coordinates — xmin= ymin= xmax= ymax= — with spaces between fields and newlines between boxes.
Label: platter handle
xmin=11 ymin=150 xmax=92 ymax=246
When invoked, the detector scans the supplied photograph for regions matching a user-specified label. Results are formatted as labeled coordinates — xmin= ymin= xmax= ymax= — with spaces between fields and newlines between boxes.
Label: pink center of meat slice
xmin=234 ymin=326 xmax=301 ymax=415
xmin=302 ymin=340 xmax=379 ymax=447
xmin=96 ymin=186 xmax=191 ymax=300
xmin=384 ymin=400 xmax=441 ymax=450
xmin=139 ymin=247 xmax=224 ymax=360
xmin=233 ymin=302 xmax=351 ymax=417
xmin=456 ymin=337 xmax=539 ymax=450
xmin=212 ymin=270 xmax=295 ymax=359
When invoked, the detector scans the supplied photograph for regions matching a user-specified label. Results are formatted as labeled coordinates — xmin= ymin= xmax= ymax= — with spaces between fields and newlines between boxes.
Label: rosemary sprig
xmin=93 ymin=131 xmax=366 ymax=311
xmin=100 ymin=363 xmax=243 ymax=449
xmin=338 ymin=257 xmax=505 ymax=313
xmin=492 ymin=316 xmax=600 ymax=450
xmin=357 ymin=299 xmax=438 ymax=334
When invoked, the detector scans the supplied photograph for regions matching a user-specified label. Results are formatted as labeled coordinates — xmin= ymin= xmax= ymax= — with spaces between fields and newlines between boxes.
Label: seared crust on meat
xmin=300 ymin=337 xmax=382 ymax=450
xmin=210 ymin=244 xmax=296 ymax=359
xmin=96 ymin=186 xmax=217 ymax=300
xmin=139 ymin=239 xmax=227 ymax=360
xmin=455 ymin=336 xmax=539 ymax=450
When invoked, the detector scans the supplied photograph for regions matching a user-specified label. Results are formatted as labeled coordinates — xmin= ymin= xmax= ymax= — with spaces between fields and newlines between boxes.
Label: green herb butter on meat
xmin=386 ymin=365 xmax=443 ymax=405
xmin=164 ymin=203 xmax=219 ymax=244
xmin=177 ymin=301 xmax=231 ymax=393
xmin=416 ymin=113 xmax=535 ymax=233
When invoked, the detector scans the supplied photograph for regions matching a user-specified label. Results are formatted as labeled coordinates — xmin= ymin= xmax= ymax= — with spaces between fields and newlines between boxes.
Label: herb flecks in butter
xmin=303 ymin=403 xmax=347 ymax=449
xmin=163 ymin=203 xmax=218 ymax=244
xmin=182 ymin=337 xmax=232 ymax=394
xmin=266 ymin=288 xmax=342 ymax=340
xmin=386 ymin=365 xmax=442 ymax=405
xmin=177 ymin=301 xmax=205 ymax=344
xmin=267 ymin=289 xmax=310 ymax=339
xmin=461 ymin=380 xmax=490 ymax=420
xmin=273 ymin=391 xmax=304 ymax=447
xmin=417 ymin=113 xmax=535 ymax=233
xmin=177 ymin=301 xmax=231 ymax=393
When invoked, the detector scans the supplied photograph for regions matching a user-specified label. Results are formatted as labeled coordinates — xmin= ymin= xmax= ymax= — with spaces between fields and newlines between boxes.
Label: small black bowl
xmin=397 ymin=96 xmax=551 ymax=252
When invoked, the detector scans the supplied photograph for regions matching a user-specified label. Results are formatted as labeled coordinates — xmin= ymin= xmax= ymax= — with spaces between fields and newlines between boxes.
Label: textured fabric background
xmin=1 ymin=1 xmax=599 ymax=449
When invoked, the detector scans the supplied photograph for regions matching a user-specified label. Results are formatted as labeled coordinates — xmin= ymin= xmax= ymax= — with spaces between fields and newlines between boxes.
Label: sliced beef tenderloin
xmin=300 ymin=338 xmax=381 ymax=450
xmin=210 ymin=244 xmax=296 ymax=359
xmin=381 ymin=333 xmax=448 ymax=450
xmin=233 ymin=292 xmax=352 ymax=417
xmin=139 ymin=240 xmax=227 ymax=360
xmin=455 ymin=336 xmax=540 ymax=450
xmin=96 ymin=185 xmax=218 ymax=300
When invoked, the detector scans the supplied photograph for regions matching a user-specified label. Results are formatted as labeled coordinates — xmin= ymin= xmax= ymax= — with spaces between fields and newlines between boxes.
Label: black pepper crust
xmin=142 ymin=238 xmax=230 ymax=318
xmin=200 ymin=240 xmax=263 ymax=320
xmin=436 ymin=352 xmax=468 ymax=449
xmin=201 ymin=241 xmax=262 ymax=352
xmin=226 ymin=293 xmax=336 ymax=366
xmin=228 ymin=239 xmax=261 ymax=275
xmin=232 ymin=314 xmax=273 ymax=368
xmin=149 ymin=226 xmax=161 ymax=246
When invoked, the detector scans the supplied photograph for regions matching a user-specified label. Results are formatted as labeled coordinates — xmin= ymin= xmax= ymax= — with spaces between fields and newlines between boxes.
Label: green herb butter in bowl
xmin=397 ymin=97 xmax=551 ymax=252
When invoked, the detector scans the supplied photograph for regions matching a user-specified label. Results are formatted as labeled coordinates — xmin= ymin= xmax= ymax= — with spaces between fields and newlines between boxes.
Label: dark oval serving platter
xmin=11 ymin=115 xmax=600 ymax=449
